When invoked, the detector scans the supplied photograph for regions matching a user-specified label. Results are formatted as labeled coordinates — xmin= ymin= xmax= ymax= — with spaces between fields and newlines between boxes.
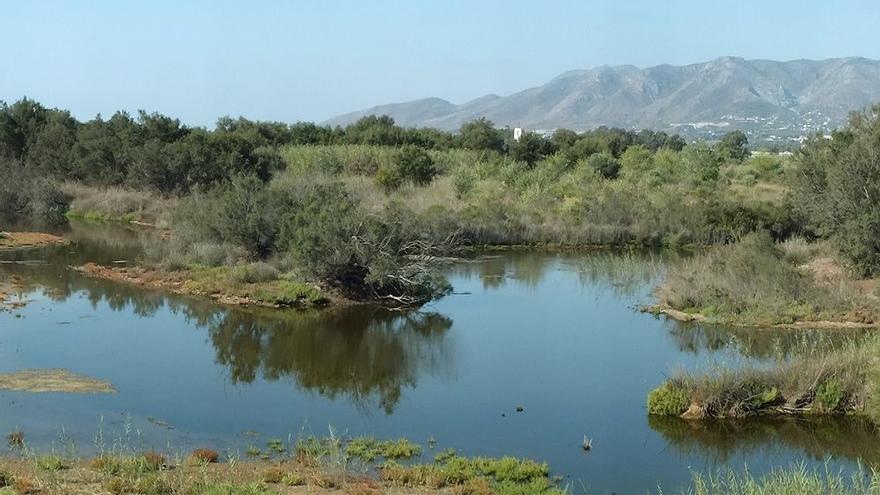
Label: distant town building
xmin=513 ymin=127 xmax=523 ymax=142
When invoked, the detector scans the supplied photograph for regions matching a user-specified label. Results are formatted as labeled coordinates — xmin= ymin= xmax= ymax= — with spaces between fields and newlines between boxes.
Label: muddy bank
xmin=0 ymin=232 xmax=67 ymax=250
xmin=73 ymin=263 xmax=332 ymax=309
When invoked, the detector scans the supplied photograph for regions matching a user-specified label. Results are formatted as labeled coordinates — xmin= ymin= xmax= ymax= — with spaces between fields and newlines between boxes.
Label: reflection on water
xmin=1 ymin=223 xmax=878 ymax=493
xmin=665 ymin=321 xmax=869 ymax=360
xmin=650 ymin=415 xmax=880 ymax=466
xmin=199 ymin=307 xmax=452 ymax=413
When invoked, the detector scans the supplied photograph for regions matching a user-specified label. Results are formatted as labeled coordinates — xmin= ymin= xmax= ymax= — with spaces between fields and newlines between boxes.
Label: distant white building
xmin=513 ymin=127 xmax=523 ymax=142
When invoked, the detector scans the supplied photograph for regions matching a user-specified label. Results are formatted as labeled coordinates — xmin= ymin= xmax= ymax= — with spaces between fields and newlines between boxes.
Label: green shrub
xmin=375 ymin=163 xmax=404 ymax=191
xmin=647 ymin=380 xmax=690 ymax=416
xmin=396 ymin=145 xmax=436 ymax=186
xmin=815 ymin=377 xmax=845 ymax=413
xmin=585 ymin=152 xmax=620 ymax=179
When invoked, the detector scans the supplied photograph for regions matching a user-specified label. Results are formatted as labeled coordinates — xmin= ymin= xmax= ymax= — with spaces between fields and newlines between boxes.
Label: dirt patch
xmin=0 ymin=369 xmax=115 ymax=393
xmin=0 ymin=232 xmax=68 ymax=250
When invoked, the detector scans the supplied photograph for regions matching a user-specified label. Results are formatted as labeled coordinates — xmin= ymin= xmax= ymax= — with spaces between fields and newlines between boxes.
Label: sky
xmin=4 ymin=0 xmax=880 ymax=126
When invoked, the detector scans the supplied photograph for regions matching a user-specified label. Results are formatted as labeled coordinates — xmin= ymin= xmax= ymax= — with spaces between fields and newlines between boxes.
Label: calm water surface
xmin=0 ymin=223 xmax=876 ymax=494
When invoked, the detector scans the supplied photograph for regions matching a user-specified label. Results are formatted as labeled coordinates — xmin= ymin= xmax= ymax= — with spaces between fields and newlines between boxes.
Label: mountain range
xmin=326 ymin=57 xmax=880 ymax=142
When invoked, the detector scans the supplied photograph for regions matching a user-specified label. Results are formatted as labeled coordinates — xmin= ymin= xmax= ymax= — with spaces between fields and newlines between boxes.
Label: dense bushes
xmin=792 ymin=105 xmax=880 ymax=276
xmin=0 ymin=158 xmax=69 ymax=224
xmin=171 ymin=174 xmax=452 ymax=305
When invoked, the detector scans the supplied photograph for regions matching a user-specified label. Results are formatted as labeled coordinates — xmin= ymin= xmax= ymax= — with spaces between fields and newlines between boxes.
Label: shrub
xmin=585 ymin=153 xmax=620 ymax=179
xmin=396 ymin=145 xmax=437 ymax=186
xmin=375 ymin=163 xmax=404 ymax=191
xmin=647 ymin=380 xmax=691 ymax=416
xmin=815 ymin=377 xmax=845 ymax=413
xmin=174 ymin=175 xmax=276 ymax=257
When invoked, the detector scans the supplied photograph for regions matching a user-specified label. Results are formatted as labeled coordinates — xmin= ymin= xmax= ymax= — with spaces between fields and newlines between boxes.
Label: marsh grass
xmin=656 ymin=232 xmax=879 ymax=326
xmin=62 ymin=183 xmax=174 ymax=227
xmin=677 ymin=463 xmax=880 ymax=495
xmin=649 ymin=334 xmax=879 ymax=419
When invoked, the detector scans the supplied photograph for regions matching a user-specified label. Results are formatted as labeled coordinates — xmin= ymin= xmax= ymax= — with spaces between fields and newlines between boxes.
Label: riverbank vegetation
xmin=0 ymin=97 xmax=797 ymax=307
xmin=681 ymin=464 xmax=880 ymax=495
xmin=0 ymin=434 xmax=565 ymax=495
xmin=2 ymin=97 xmax=879 ymax=313
xmin=651 ymin=232 xmax=880 ymax=327
xmin=648 ymin=334 xmax=880 ymax=420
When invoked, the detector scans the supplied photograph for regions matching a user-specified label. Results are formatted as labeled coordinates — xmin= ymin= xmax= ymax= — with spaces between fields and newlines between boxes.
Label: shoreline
xmin=645 ymin=304 xmax=880 ymax=330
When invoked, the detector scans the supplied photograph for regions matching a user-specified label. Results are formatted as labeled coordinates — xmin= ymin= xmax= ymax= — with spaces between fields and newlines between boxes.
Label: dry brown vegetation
xmin=0 ymin=232 xmax=67 ymax=250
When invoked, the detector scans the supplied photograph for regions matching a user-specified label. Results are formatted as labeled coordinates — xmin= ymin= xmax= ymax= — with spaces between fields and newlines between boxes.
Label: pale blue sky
xmin=4 ymin=0 xmax=879 ymax=125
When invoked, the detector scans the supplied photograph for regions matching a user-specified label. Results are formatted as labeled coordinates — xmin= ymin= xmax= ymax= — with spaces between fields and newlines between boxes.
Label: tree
xmin=345 ymin=115 xmax=403 ymax=146
xmin=396 ymin=145 xmax=436 ymax=185
xmin=0 ymin=98 xmax=48 ymax=159
xmin=510 ymin=132 xmax=554 ymax=167
xmin=792 ymin=107 xmax=880 ymax=275
xmin=717 ymin=130 xmax=749 ymax=162
xmin=458 ymin=118 xmax=504 ymax=153
xmin=586 ymin=153 xmax=621 ymax=179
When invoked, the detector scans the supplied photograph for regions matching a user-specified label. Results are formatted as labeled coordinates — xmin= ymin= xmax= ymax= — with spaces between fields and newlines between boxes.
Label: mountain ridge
xmin=325 ymin=57 xmax=880 ymax=141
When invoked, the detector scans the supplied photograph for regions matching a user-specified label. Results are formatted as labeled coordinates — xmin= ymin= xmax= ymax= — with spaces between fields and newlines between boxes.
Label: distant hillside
xmin=326 ymin=57 xmax=880 ymax=142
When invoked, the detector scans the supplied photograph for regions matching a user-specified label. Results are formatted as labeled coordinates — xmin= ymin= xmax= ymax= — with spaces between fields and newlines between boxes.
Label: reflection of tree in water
xmin=198 ymin=306 xmax=454 ymax=414
xmin=664 ymin=321 xmax=869 ymax=360
xmin=574 ymin=251 xmax=671 ymax=298
xmin=649 ymin=415 xmax=880 ymax=467
xmin=447 ymin=253 xmax=554 ymax=291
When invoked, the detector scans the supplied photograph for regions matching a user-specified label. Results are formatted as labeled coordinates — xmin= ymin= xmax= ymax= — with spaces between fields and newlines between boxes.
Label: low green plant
xmin=815 ymin=377 xmax=845 ymax=413
xmin=345 ymin=437 xmax=421 ymax=461
xmin=647 ymin=380 xmax=690 ymax=416
xmin=34 ymin=454 xmax=66 ymax=471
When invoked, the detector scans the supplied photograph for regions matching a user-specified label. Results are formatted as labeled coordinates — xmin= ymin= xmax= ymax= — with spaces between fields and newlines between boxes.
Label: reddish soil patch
xmin=0 ymin=231 xmax=68 ymax=250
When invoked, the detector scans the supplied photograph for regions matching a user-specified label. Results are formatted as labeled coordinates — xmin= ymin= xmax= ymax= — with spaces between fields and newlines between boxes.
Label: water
xmin=0 ymin=223 xmax=876 ymax=493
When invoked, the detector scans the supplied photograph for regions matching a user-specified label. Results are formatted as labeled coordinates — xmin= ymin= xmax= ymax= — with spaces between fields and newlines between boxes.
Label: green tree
xmin=717 ymin=130 xmax=749 ymax=162
xmin=792 ymin=107 xmax=880 ymax=275
xmin=510 ymin=132 xmax=554 ymax=167
xmin=396 ymin=145 xmax=436 ymax=185
xmin=458 ymin=118 xmax=504 ymax=153
xmin=586 ymin=152 xmax=621 ymax=179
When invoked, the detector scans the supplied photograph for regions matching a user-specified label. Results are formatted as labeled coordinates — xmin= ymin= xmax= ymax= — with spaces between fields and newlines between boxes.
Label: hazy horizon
xmin=5 ymin=0 xmax=880 ymax=126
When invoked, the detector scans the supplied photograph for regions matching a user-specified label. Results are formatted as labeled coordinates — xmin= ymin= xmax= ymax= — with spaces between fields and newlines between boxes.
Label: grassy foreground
xmin=0 ymin=435 xmax=565 ymax=495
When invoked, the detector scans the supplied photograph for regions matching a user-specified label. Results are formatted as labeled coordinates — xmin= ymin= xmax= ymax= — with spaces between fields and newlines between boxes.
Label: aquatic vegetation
xmin=379 ymin=451 xmax=560 ymax=494
xmin=648 ymin=335 xmax=878 ymax=420
xmin=345 ymin=437 xmax=421 ymax=461
xmin=0 ymin=368 xmax=115 ymax=394
xmin=647 ymin=380 xmax=691 ymax=416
